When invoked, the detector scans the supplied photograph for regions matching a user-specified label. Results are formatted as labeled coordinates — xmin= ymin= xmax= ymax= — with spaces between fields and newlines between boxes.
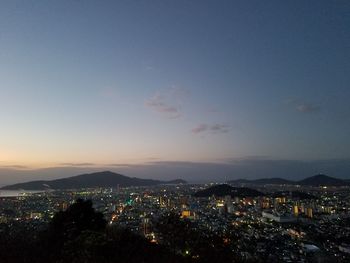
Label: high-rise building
xmin=293 ymin=205 xmax=299 ymax=216
xmin=306 ymin=208 xmax=313 ymax=218
xmin=142 ymin=217 xmax=151 ymax=236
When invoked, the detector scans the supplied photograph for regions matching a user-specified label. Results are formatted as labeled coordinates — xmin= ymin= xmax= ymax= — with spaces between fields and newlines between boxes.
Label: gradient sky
xmin=0 ymin=1 xmax=349 ymax=183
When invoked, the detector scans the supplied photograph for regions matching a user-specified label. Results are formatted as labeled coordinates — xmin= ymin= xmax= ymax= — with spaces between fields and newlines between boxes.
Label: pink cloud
xmin=192 ymin=124 xmax=230 ymax=134
xmin=145 ymin=89 xmax=186 ymax=119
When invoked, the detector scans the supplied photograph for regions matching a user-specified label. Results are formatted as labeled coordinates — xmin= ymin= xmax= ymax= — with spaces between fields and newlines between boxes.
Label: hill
xmin=297 ymin=174 xmax=346 ymax=186
xmin=1 ymin=171 xmax=187 ymax=190
xmin=228 ymin=174 xmax=349 ymax=187
xmin=193 ymin=184 xmax=264 ymax=198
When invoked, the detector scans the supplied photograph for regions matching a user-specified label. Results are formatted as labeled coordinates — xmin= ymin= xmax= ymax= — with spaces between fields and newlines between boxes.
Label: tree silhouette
xmin=43 ymin=199 xmax=185 ymax=263
xmin=156 ymin=213 xmax=234 ymax=262
xmin=38 ymin=199 xmax=106 ymax=261
xmin=50 ymin=198 xmax=106 ymax=238
xmin=0 ymin=200 xmax=239 ymax=263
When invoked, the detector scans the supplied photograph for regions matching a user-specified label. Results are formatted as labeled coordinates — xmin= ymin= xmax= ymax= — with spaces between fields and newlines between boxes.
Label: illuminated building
xmin=182 ymin=210 xmax=191 ymax=218
xmin=275 ymin=197 xmax=286 ymax=204
xmin=306 ymin=208 xmax=313 ymax=218
xmin=293 ymin=205 xmax=299 ymax=216
xmin=260 ymin=197 xmax=270 ymax=209
xmin=30 ymin=212 xmax=42 ymax=219
xmin=181 ymin=210 xmax=196 ymax=220
xmin=142 ymin=217 xmax=151 ymax=236
xmin=58 ymin=201 xmax=68 ymax=211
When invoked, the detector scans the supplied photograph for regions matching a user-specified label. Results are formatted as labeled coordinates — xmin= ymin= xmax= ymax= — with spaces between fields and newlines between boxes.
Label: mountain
xmin=228 ymin=174 xmax=349 ymax=186
xmin=1 ymin=171 xmax=187 ymax=190
xmin=297 ymin=174 xmax=347 ymax=186
xmin=193 ymin=184 xmax=264 ymax=198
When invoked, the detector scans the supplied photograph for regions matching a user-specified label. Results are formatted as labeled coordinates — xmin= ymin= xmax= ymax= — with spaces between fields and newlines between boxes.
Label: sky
xmin=0 ymin=1 xmax=349 ymax=184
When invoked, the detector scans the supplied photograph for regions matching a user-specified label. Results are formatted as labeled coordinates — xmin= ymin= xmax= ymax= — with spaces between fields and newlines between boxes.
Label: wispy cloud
xmin=145 ymin=87 xmax=188 ymax=119
xmin=286 ymin=99 xmax=320 ymax=113
xmin=223 ymin=155 xmax=270 ymax=164
xmin=58 ymin=162 xmax=96 ymax=167
xmin=191 ymin=124 xmax=208 ymax=134
xmin=106 ymin=163 xmax=147 ymax=168
xmin=295 ymin=103 xmax=320 ymax=113
xmin=0 ymin=165 xmax=29 ymax=169
xmin=106 ymin=163 xmax=135 ymax=167
xmin=192 ymin=124 xmax=230 ymax=134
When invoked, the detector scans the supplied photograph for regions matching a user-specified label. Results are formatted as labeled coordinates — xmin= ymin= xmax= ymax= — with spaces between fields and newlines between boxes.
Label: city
xmin=0 ymin=1 xmax=349 ymax=262
xmin=1 ymin=173 xmax=349 ymax=262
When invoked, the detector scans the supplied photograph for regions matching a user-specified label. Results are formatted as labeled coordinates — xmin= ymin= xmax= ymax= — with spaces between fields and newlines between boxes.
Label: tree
xmin=155 ymin=213 xmax=235 ymax=262
xmin=40 ymin=199 xmax=107 ymax=262
xmin=0 ymin=199 xmax=188 ymax=263
xmin=49 ymin=198 xmax=106 ymax=239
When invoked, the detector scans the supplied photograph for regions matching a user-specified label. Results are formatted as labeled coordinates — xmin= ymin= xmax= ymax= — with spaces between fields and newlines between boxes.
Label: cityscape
xmin=0 ymin=172 xmax=350 ymax=262
xmin=1 ymin=1 xmax=349 ymax=262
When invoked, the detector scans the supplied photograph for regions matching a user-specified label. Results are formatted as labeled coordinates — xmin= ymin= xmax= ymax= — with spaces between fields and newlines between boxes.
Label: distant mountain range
xmin=228 ymin=174 xmax=349 ymax=187
xmin=193 ymin=184 xmax=264 ymax=198
xmin=2 ymin=172 xmax=347 ymax=190
xmin=1 ymin=171 xmax=187 ymax=190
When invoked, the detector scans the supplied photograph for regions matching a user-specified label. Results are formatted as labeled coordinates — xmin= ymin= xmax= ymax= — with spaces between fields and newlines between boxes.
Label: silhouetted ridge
xmin=1 ymin=171 xmax=187 ymax=190
xmin=193 ymin=184 xmax=264 ymax=198
xmin=228 ymin=174 xmax=349 ymax=186
xmin=297 ymin=174 xmax=346 ymax=186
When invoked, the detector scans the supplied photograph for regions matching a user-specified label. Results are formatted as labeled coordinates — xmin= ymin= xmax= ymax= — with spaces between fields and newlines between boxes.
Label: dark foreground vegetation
xmin=0 ymin=199 xmax=237 ymax=263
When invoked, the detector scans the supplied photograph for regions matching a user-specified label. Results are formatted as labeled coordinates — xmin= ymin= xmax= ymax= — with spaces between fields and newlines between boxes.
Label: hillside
xmin=297 ymin=174 xmax=346 ymax=186
xmin=228 ymin=174 xmax=349 ymax=187
xmin=1 ymin=171 xmax=187 ymax=190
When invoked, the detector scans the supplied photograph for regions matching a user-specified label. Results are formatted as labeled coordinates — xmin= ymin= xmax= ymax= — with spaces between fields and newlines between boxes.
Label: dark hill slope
xmin=1 ymin=171 xmax=187 ymax=190
xmin=297 ymin=174 xmax=346 ymax=186
xmin=228 ymin=174 xmax=349 ymax=186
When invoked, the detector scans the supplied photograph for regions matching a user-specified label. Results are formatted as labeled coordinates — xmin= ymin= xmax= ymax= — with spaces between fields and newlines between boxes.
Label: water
xmin=0 ymin=190 xmax=44 ymax=197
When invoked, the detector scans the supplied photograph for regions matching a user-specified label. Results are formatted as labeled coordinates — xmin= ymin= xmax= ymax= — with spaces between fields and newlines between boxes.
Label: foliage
xmin=155 ymin=212 xmax=235 ymax=262
xmin=0 ymin=199 xmax=188 ymax=263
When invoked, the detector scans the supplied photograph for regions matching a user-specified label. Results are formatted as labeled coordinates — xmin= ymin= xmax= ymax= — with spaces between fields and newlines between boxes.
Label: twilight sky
xmin=0 ymin=1 xmax=349 ymax=183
